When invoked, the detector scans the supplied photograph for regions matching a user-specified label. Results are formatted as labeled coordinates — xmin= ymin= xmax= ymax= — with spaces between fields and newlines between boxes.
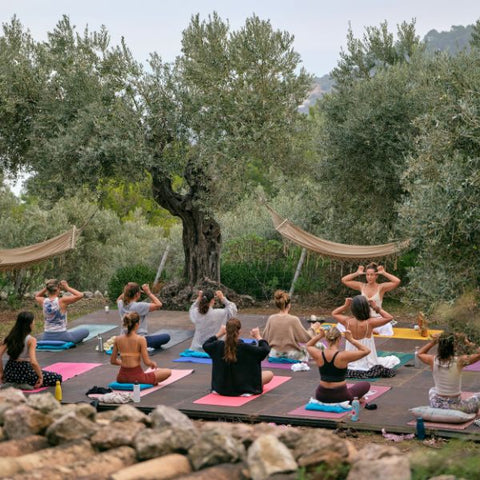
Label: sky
xmin=1 ymin=0 xmax=479 ymax=77
xmin=2 ymin=0 xmax=480 ymax=195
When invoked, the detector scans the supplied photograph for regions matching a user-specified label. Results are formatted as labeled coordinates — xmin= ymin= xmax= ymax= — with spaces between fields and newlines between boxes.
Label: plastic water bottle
xmin=133 ymin=382 xmax=141 ymax=403
xmin=414 ymin=346 xmax=421 ymax=368
xmin=416 ymin=417 xmax=426 ymax=440
xmin=351 ymin=397 xmax=360 ymax=422
xmin=55 ymin=380 xmax=63 ymax=402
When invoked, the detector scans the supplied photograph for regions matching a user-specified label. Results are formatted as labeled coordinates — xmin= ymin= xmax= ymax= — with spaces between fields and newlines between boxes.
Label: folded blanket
xmin=180 ymin=349 xmax=210 ymax=358
xmin=36 ymin=342 xmax=75 ymax=351
xmin=36 ymin=340 xmax=71 ymax=346
xmin=95 ymin=392 xmax=133 ymax=404
xmin=267 ymin=356 xmax=300 ymax=364
xmin=108 ymin=382 xmax=154 ymax=391
xmin=305 ymin=397 xmax=352 ymax=413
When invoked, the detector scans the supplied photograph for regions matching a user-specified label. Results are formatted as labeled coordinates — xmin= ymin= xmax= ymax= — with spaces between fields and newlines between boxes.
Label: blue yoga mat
xmin=173 ymin=339 xmax=256 ymax=364
xmin=36 ymin=342 xmax=75 ymax=351
xmin=173 ymin=356 xmax=212 ymax=364
xmin=109 ymin=382 xmax=154 ymax=391
xmin=70 ymin=324 xmax=117 ymax=342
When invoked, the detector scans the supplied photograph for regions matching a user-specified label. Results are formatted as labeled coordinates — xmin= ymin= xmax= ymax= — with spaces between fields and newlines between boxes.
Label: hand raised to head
xmin=377 ymin=265 xmax=385 ymax=274
xmin=357 ymin=265 xmax=365 ymax=274
xmin=250 ymin=327 xmax=261 ymax=340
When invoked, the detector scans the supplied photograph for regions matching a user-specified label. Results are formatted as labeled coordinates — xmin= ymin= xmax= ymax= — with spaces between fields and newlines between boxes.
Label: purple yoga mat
xmin=464 ymin=360 xmax=480 ymax=372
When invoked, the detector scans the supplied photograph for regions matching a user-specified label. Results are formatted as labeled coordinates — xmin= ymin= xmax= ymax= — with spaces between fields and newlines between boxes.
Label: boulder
xmin=174 ymin=463 xmax=246 ymax=480
xmin=0 ymin=387 xmax=27 ymax=404
xmin=50 ymin=402 xmax=97 ymax=421
xmin=135 ymin=427 xmax=198 ymax=460
xmin=247 ymin=434 xmax=298 ymax=480
xmin=46 ymin=411 xmax=98 ymax=445
xmin=150 ymin=405 xmax=196 ymax=432
xmin=3 ymin=405 xmax=53 ymax=439
xmin=26 ymin=392 xmax=61 ymax=414
xmin=111 ymin=404 xmax=151 ymax=424
xmin=346 ymin=455 xmax=411 ymax=480
xmin=94 ymin=290 xmax=104 ymax=298
xmin=0 ymin=435 xmax=49 ymax=457
xmin=200 ymin=422 xmax=254 ymax=447
xmin=91 ymin=421 xmax=146 ymax=450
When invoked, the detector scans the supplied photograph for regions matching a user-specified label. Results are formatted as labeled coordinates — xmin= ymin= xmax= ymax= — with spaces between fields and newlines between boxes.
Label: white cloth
xmin=361 ymin=286 xmax=394 ymax=336
xmin=345 ymin=336 xmax=400 ymax=371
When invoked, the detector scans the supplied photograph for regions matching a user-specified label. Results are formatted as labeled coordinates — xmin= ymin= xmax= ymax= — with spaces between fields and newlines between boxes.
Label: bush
xmin=107 ymin=264 xmax=157 ymax=302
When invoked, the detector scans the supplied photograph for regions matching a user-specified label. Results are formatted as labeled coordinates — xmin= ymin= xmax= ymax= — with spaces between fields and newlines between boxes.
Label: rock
xmin=188 ymin=430 xmax=245 ymax=470
xmin=346 ymin=455 xmax=411 ymax=480
xmin=91 ymin=421 xmax=146 ymax=450
xmin=111 ymin=453 xmax=191 ymax=480
xmin=200 ymin=422 xmax=254 ymax=446
xmin=50 ymin=402 xmax=97 ymax=421
xmin=0 ymin=387 xmax=27 ymax=405
xmin=0 ymin=435 xmax=49 ymax=457
xmin=0 ymin=439 xmax=94 ymax=477
xmin=427 ymin=476 xmax=459 ymax=480
xmin=0 ymin=426 xmax=4 ymax=441
xmin=356 ymin=443 xmax=403 ymax=460
xmin=94 ymin=290 xmax=104 ymax=298
xmin=12 ymin=445 xmax=136 ymax=480
xmin=26 ymin=392 xmax=61 ymax=414
xmin=83 ymin=291 xmax=94 ymax=298
xmin=247 ymin=434 xmax=298 ymax=480
xmin=3 ymin=405 xmax=53 ymax=439
xmin=173 ymin=462 xmax=246 ymax=480
xmin=135 ymin=427 xmax=198 ymax=460
xmin=112 ymin=404 xmax=151 ymax=424
xmin=292 ymin=429 xmax=350 ymax=467
xmin=46 ymin=411 xmax=99 ymax=445
xmin=150 ymin=405 xmax=196 ymax=432
xmin=251 ymin=423 xmax=303 ymax=449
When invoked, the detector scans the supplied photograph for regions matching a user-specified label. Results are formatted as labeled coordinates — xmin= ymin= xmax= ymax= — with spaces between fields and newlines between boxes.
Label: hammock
xmin=267 ymin=205 xmax=409 ymax=260
xmin=0 ymin=227 xmax=78 ymax=271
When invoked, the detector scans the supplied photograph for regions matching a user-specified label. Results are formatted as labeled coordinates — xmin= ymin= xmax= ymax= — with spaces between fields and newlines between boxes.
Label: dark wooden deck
xmin=32 ymin=310 xmax=480 ymax=438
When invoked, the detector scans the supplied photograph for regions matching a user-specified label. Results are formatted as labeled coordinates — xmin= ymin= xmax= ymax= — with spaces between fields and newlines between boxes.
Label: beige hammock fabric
xmin=267 ymin=205 xmax=409 ymax=260
xmin=0 ymin=227 xmax=78 ymax=271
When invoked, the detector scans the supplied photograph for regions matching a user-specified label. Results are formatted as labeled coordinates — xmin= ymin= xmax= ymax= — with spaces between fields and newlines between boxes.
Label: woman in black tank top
xmin=306 ymin=327 xmax=371 ymax=403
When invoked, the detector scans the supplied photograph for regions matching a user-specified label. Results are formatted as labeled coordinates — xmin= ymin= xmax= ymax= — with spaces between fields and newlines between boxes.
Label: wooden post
xmin=154 ymin=245 xmax=170 ymax=286
xmin=289 ymin=248 xmax=307 ymax=297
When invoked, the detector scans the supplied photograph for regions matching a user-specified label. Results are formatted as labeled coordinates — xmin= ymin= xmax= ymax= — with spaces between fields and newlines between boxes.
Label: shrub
xmin=107 ymin=264 xmax=157 ymax=302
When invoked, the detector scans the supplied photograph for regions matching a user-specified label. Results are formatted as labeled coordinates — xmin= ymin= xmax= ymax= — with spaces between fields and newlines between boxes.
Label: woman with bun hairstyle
xmin=203 ymin=318 xmax=273 ymax=396
xmin=0 ymin=312 xmax=62 ymax=388
xmin=341 ymin=263 xmax=400 ymax=336
xmin=189 ymin=289 xmax=237 ymax=352
xmin=111 ymin=312 xmax=171 ymax=385
xmin=35 ymin=279 xmax=88 ymax=343
xmin=332 ymin=295 xmax=400 ymax=378
xmin=117 ymin=282 xmax=170 ymax=350
xmin=262 ymin=290 xmax=321 ymax=362
xmin=307 ymin=326 xmax=371 ymax=403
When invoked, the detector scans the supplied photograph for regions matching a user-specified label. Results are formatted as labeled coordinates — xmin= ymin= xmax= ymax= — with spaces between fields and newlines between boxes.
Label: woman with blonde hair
xmin=341 ymin=263 xmax=400 ymax=336
xmin=203 ymin=318 xmax=273 ymax=396
xmin=111 ymin=312 xmax=171 ymax=385
xmin=262 ymin=290 xmax=321 ymax=362
xmin=307 ymin=326 xmax=371 ymax=403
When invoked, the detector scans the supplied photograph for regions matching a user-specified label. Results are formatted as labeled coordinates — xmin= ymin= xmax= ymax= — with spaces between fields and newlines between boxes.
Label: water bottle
xmin=55 ymin=380 xmax=63 ymax=402
xmin=97 ymin=335 xmax=104 ymax=352
xmin=414 ymin=346 xmax=421 ymax=368
xmin=416 ymin=417 xmax=426 ymax=440
xmin=351 ymin=397 xmax=360 ymax=422
xmin=133 ymin=382 xmax=141 ymax=403
xmin=105 ymin=305 xmax=110 ymax=313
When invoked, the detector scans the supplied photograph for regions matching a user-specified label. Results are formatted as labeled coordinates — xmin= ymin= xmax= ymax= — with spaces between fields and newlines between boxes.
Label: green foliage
xmin=107 ymin=264 xmax=157 ymax=303
xmin=424 ymin=24 xmax=475 ymax=54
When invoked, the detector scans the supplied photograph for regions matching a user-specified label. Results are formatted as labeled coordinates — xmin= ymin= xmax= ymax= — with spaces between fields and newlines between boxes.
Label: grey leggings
xmin=41 ymin=328 xmax=89 ymax=344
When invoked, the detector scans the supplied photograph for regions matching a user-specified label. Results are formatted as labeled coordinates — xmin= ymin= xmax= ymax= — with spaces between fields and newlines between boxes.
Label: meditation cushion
xmin=305 ymin=397 xmax=352 ymax=413
xmin=179 ymin=349 xmax=210 ymax=358
xmin=108 ymin=382 xmax=154 ymax=391
xmin=267 ymin=356 xmax=300 ymax=364
xmin=36 ymin=340 xmax=71 ymax=346
xmin=36 ymin=342 xmax=75 ymax=350
xmin=409 ymin=406 xmax=476 ymax=424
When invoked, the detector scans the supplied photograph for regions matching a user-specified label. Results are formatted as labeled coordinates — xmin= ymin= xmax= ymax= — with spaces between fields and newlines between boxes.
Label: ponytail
xmin=223 ymin=318 xmax=241 ymax=363
xmin=122 ymin=312 xmax=140 ymax=334
xmin=199 ymin=290 xmax=214 ymax=315
xmin=123 ymin=282 xmax=141 ymax=306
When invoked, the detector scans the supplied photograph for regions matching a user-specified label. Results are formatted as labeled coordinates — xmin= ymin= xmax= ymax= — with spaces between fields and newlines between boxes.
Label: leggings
xmin=3 ymin=360 xmax=62 ymax=387
xmin=429 ymin=388 xmax=480 ymax=414
xmin=315 ymin=381 xmax=371 ymax=403
xmin=146 ymin=333 xmax=170 ymax=349
xmin=41 ymin=328 xmax=89 ymax=344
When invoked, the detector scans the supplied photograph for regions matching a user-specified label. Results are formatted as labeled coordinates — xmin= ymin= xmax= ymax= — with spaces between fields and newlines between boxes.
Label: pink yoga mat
xmin=26 ymin=362 xmax=102 ymax=393
xmin=193 ymin=375 xmax=291 ymax=407
xmin=288 ymin=385 xmax=392 ymax=420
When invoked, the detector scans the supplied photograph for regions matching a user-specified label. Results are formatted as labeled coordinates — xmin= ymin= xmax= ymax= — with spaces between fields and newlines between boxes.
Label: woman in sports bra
xmin=111 ymin=312 xmax=171 ymax=385
xmin=306 ymin=326 xmax=371 ymax=403
xmin=341 ymin=263 xmax=401 ymax=336
xmin=332 ymin=296 xmax=400 ymax=378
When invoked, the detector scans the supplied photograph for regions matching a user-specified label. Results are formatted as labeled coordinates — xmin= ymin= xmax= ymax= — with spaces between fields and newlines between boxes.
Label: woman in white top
xmin=35 ymin=279 xmax=88 ymax=343
xmin=0 ymin=312 xmax=62 ymax=387
xmin=418 ymin=332 xmax=480 ymax=412
xmin=189 ymin=290 xmax=237 ymax=352
xmin=333 ymin=295 xmax=400 ymax=378
xmin=341 ymin=263 xmax=400 ymax=336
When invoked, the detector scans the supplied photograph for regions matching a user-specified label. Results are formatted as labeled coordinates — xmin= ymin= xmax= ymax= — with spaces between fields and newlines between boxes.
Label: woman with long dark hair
xmin=418 ymin=332 xmax=480 ymax=412
xmin=189 ymin=289 xmax=237 ymax=352
xmin=117 ymin=282 xmax=170 ymax=350
xmin=0 ymin=312 xmax=62 ymax=387
xmin=341 ymin=263 xmax=400 ymax=335
xmin=332 ymin=295 xmax=400 ymax=378
xmin=111 ymin=312 xmax=171 ymax=385
xmin=203 ymin=318 xmax=273 ymax=396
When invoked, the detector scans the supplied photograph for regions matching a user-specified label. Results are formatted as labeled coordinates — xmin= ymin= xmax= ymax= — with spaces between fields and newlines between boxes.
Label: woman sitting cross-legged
xmin=307 ymin=326 xmax=371 ymax=403
xmin=203 ymin=318 xmax=274 ymax=396
xmin=0 ymin=312 xmax=62 ymax=388
xmin=111 ymin=312 xmax=171 ymax=385
xmin=418 ymin=332 xmax=480 ymax=413
xmin=332 ymin=295 xmax=400 ymax=378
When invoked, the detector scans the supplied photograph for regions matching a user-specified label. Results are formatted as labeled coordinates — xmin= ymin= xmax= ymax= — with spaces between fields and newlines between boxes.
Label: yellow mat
xmin=322 ymin=323 xmax=443 ymax=340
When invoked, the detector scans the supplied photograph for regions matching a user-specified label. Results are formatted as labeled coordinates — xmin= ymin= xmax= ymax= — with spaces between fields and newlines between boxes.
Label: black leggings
xmin=315 ymin=381 xmax=370 ymax=403
xmin=4 ymin=360 xmax=62 ymax=386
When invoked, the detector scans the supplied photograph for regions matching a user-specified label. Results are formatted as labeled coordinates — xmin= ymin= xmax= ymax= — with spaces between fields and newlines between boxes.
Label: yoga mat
xmin=376 ymin=327 xmax=443 ymax=340
xmin=26 ymin=362 xmax=102 ymax=393
xmin=173 ymin=356 xmax=212 ymax=364
xmin=288 ymin=385 xmax=392 ymax=420
xmin=71 ymin=324 xmax=117 ymax=342
xmin=193 ymin=375 xmax=291 ymax=407
xmin=261 ymin=360 xmax=297 ymax=370
xmin=89 ymin=369 xmax=194 ymax=399
xmin=150 ymin=329 xmax=193 ymax=349
xmin=378 ymin=351 xmax=415 ymax=368
xmin=464 ymin=360 xmax=480 ymax=372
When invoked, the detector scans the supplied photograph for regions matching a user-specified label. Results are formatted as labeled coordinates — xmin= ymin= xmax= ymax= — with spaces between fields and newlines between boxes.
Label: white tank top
xmin=433 ymin=357 xmax=462 ymax=396
xmin=16 ymin=335 xmax=31 ymax=360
